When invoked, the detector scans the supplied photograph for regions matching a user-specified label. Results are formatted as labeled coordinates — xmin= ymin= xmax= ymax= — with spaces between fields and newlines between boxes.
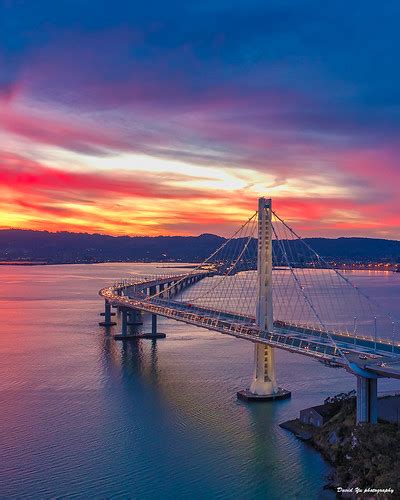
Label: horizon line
xmin=1 ymin=227 xmax=399 ymax=243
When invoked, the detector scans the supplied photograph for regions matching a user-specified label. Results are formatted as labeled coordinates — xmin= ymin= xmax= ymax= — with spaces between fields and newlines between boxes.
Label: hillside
xmin=0 ymin=229 xmax=399 ymax=264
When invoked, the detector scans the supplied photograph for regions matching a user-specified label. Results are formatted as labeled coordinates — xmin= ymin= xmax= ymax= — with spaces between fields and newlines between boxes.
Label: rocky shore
xmin=280 ymin=396 xmax=400 ymax=498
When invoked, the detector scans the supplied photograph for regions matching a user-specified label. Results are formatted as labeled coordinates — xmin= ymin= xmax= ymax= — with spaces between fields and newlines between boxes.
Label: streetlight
xmin=353 ymin=316 xmax=357 ymax=345
xmin=392 ymin=321 xmax=396 ymax=354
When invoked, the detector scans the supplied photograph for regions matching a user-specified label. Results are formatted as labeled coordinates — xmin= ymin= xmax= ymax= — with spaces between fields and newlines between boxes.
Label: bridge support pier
xmin=127 ymin=309 xmax=143 ymax=326
xmin=121 ymin=308 xmax=128 ymax=336
xmin=114 ymin=311 xmax=166 ymax=340
xmin=237 ymin=344 xmax=291 ymax=401
xmin=114 ymin=308 xmax=134 ymax=340
xmin=145 ymin=314 xmax=166 ymax=339
xmin=99 ymin=300 xmax=117 ymax=326
xmin=356 ymin=376 xmax=378 ymax=424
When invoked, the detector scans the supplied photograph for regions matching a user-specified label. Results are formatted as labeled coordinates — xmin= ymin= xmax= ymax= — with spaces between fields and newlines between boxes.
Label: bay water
xmin=0 ymin=263 xmax=399 ymax=499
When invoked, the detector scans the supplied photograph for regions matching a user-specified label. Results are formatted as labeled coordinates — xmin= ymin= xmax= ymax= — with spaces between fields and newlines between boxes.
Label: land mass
xmin=280 ymin=395 xmax=400 ymax=497
xmin=1 ymin=229 xmax=400 ymax=265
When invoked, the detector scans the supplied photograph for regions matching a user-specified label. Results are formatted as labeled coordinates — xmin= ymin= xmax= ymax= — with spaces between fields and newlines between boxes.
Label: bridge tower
xmin=238 ymin=197 xmax=291 ymax=401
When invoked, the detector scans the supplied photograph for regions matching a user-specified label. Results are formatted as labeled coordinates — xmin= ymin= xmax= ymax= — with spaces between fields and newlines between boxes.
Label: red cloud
xmin=0 ymin=153 xmax=398 ymax=238
xmin=0 ymin=152 xmax=254 ymax=235
xmin=0 ymin=152 xmax=216 ymax=201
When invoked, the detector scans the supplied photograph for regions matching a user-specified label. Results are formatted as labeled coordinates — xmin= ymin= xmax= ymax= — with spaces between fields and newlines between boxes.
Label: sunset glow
xmin=1 ymin=2 xmax=399 ymax=238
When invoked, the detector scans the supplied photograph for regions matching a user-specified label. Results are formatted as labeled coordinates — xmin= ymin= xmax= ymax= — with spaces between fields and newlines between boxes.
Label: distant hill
xmin=299 ymin=237 xmax=400 ymax=262
xmin=0 ymin=229 xmax=399 ymax=264
xmin=0 ymin=229 xmax=225 ymax=263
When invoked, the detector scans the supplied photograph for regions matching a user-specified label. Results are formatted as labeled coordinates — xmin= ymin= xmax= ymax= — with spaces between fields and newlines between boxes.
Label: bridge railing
xmin=100 ymin=273 xmax=400 ymax=363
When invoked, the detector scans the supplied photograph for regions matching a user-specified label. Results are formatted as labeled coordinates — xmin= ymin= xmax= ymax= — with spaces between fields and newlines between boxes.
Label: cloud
xmin=0 ymin=152 xmax=257 ymax=235
xmin=0 ymin=0 xmax=400 ymax=238
xmin=0 ymin=152 xmax=226 ymax=201
xmin=0 ymin=150 xmax=398 ymax=238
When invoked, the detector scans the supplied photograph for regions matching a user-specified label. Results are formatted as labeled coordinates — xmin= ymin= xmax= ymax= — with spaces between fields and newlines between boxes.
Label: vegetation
xmin=281 ymin=392 xmax=400 ymax=497
xmin=311 ymin=395 xmax=400 ymax=497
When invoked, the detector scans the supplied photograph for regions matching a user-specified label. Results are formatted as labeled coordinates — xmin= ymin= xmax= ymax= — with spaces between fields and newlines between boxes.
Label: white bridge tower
xmin=237 ymin=197 xmax=291 ymax=401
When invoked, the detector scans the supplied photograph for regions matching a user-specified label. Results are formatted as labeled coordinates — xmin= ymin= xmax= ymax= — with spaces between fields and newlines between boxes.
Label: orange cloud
xmin=0 ymin=149 xmax=399 ymax=239
xmin=0 ymin=152 xmax=255 ymax=235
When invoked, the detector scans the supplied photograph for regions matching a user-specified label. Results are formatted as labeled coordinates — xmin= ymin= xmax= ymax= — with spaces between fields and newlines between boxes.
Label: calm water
xmin=0 ymin=263 xmax=399 ymax=499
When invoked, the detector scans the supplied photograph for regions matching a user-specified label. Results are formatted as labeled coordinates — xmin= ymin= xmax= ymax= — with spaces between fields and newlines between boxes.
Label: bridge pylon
xmin=99 ymin=300 xmax=117 ymax=327
xmin=238 ymin=198 xmax=291 ymax=402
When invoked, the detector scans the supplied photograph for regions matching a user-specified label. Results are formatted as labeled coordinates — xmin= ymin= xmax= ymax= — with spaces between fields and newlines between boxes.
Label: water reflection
xmin=0 ymin=263 xmax=398 ymax=498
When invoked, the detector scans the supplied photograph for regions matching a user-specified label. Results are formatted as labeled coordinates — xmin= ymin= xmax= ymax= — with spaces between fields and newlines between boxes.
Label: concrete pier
xmin=121 ymin=308 xmax=128 ymax=335
xmin=147 ymin=314 xmax=166 ymax=339
xmin=237 ymin=343 xmax=291 ymax=401
xmin=99 ymin=300 xmax=117 ymax=326
xmin=127 ymin=308 xmax=143 ymax=326
xmin=114 ymin=308 xmax=132 ymax=340
xmin=114 ymin=311 xmax=166 ymax=340
xmin=356 ymin=376 xmax=378 ymax=424
xmin=237 ymin=387 xmax=291 ymax=402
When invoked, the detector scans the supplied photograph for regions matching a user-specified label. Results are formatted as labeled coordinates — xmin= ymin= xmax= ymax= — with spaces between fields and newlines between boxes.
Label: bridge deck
xmin=99 ymin=275 xmax=400 ymax=380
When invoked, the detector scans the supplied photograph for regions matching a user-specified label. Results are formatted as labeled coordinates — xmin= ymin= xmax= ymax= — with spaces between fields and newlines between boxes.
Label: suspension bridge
xmin=99 ymin=198 xmax=400 ymax=425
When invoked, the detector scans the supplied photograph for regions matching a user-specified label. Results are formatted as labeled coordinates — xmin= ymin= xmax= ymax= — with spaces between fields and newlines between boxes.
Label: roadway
xmin=99 ymin=275 xmax=400 ymax=381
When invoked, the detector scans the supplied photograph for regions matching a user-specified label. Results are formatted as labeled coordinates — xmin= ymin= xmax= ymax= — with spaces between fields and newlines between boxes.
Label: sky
xmin=1 ymin=0 xmax=399 ymax=238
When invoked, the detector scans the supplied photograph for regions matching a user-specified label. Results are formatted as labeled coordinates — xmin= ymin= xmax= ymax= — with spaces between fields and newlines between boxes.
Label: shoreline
xmin=1 ymin=260 xmax=399 ymax=272
xmin=280 ymin=395 xmax=400 ymax=496
xmin=0 ymin=261 xmax=199 ymax=267
xmin=0 ymin=261 xmax=98 ymax=266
